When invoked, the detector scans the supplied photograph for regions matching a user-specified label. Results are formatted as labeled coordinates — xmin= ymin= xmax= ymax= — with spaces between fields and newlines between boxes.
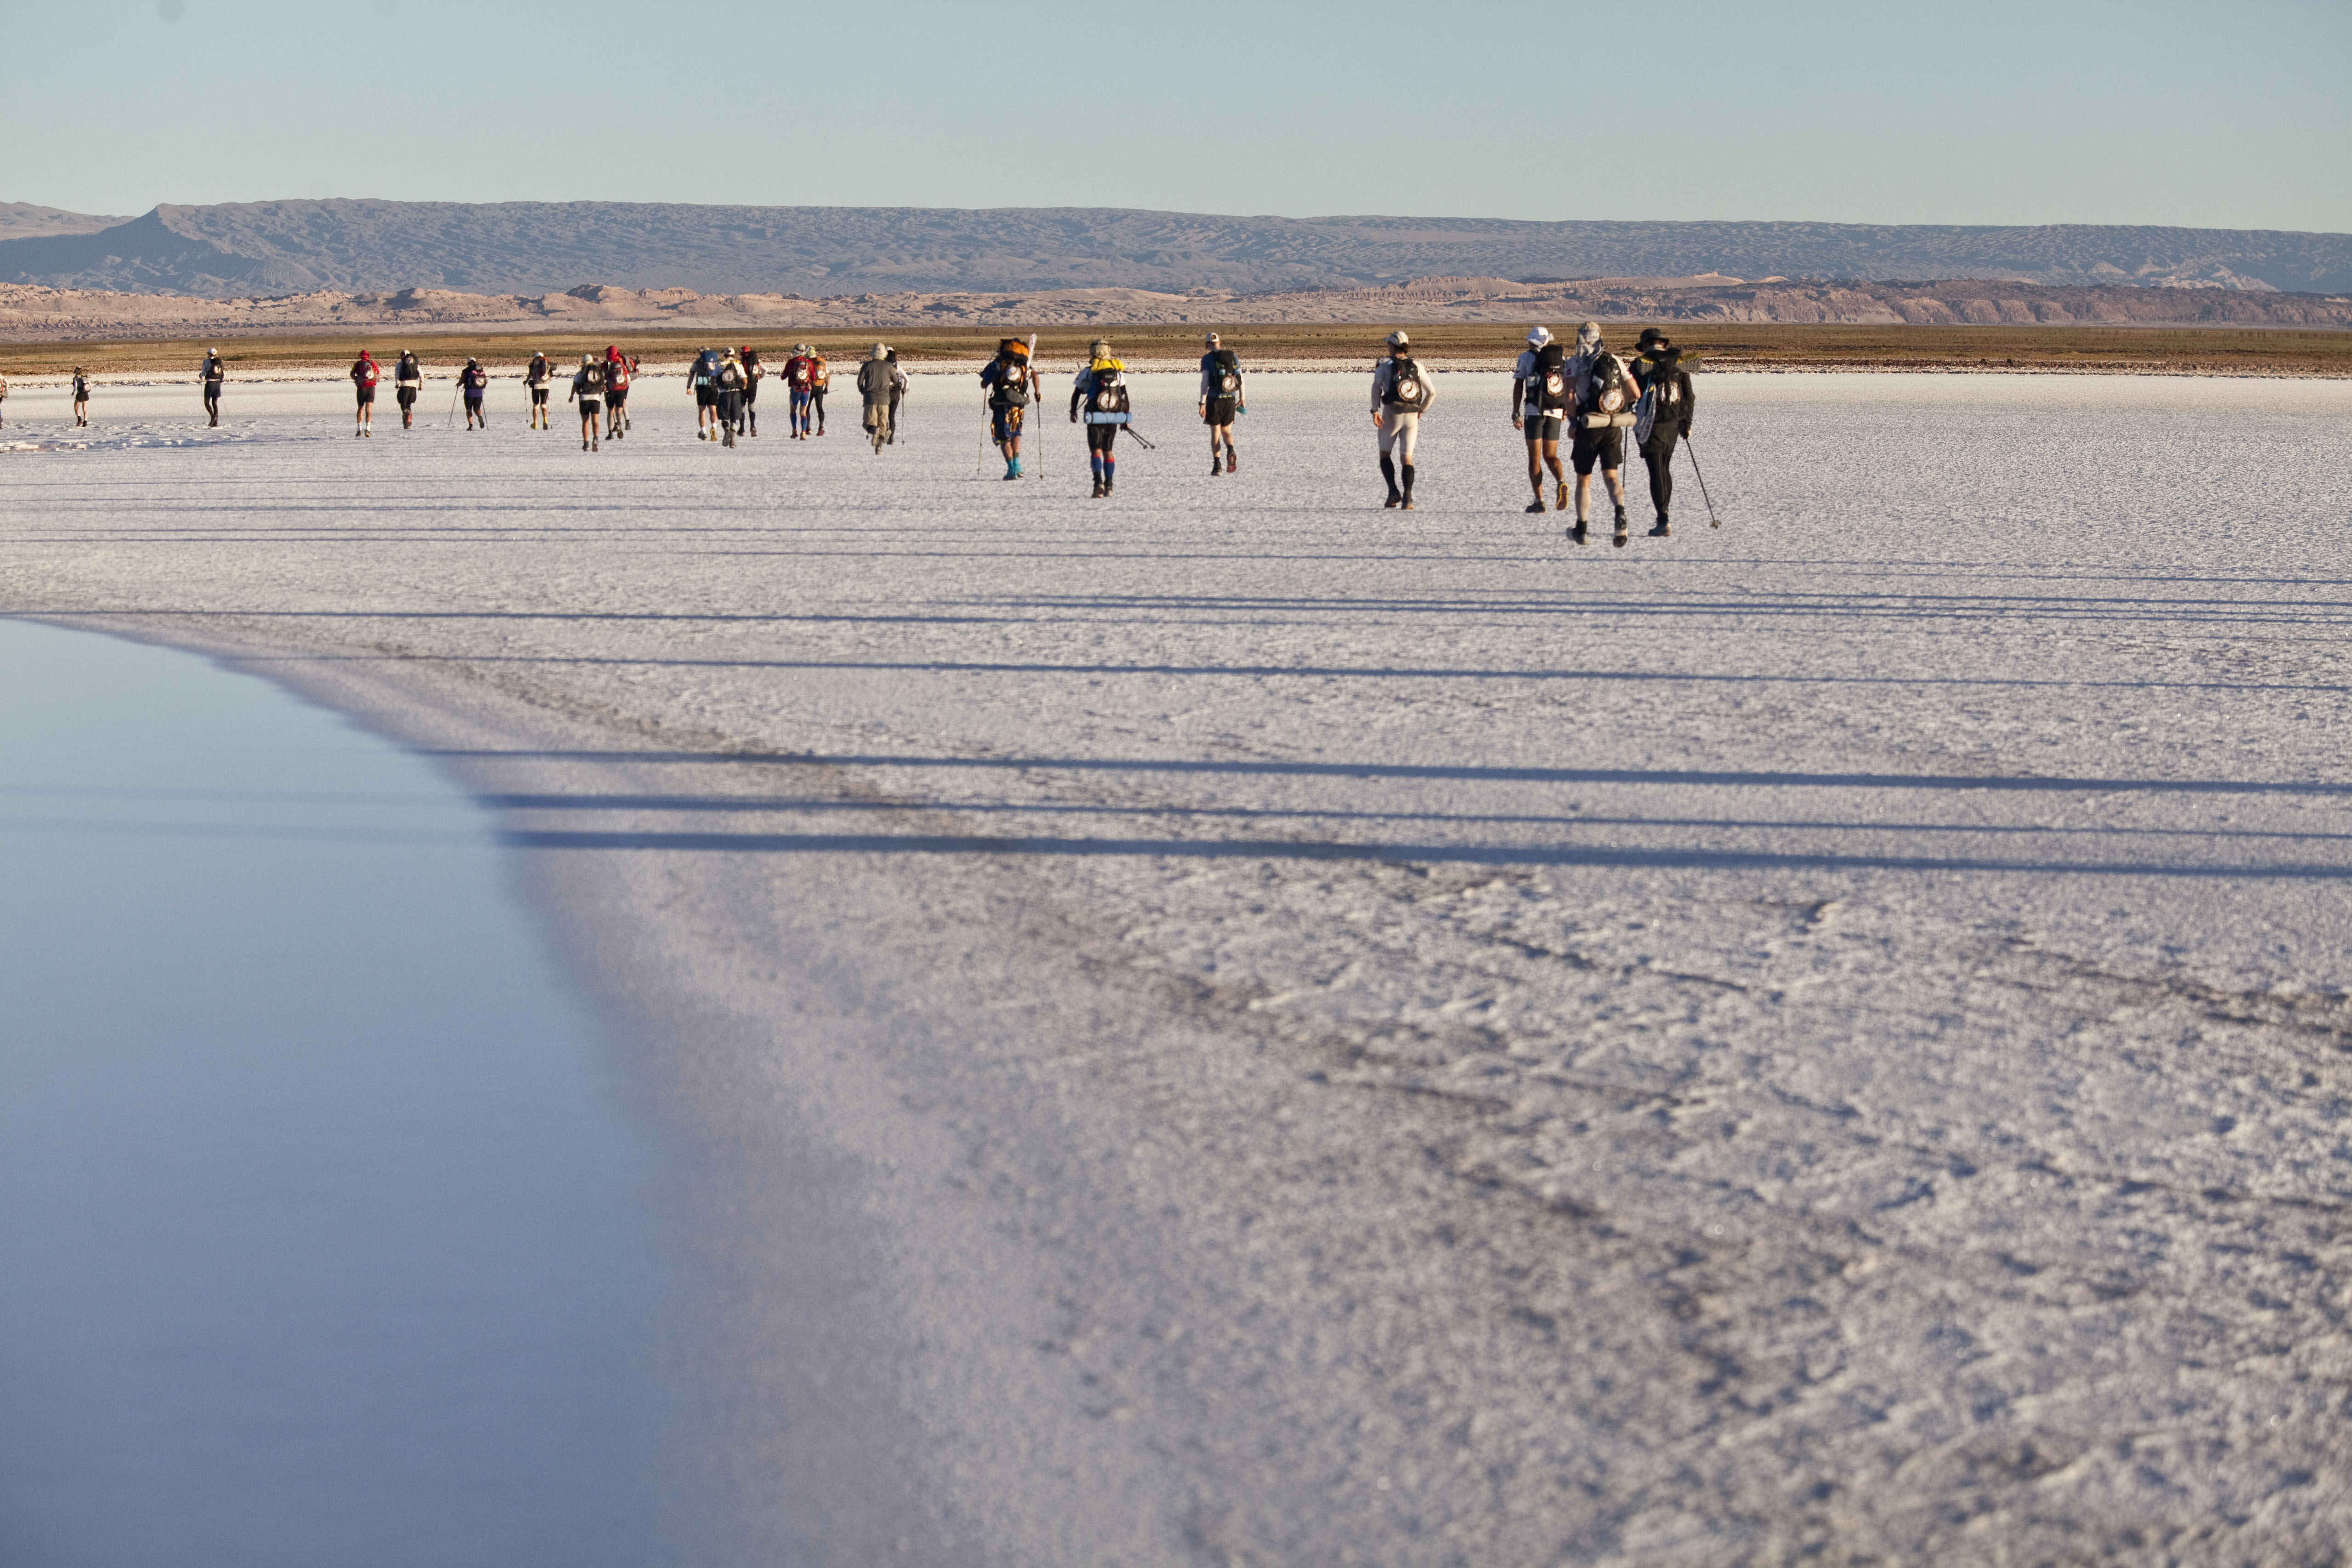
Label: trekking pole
xmin=1682 ymin=434 xmax=1722 ymax=528
xmin=1120 ymin=422 xmax=1157 ymax=451
xmin=446 ymin=378 xmax=460 ymax=428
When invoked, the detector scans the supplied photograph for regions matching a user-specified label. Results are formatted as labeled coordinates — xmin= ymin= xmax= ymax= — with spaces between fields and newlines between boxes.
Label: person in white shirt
xmin=1369 ymin=330 xmax=1434 ymax=509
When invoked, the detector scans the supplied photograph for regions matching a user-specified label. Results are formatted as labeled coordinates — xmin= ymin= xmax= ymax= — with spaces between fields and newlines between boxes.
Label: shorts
xmin=576 ymin=399 xmax=601 ymax=418
xmin=464 ymin=393 xmax=484 ymax=407
xmin=741 ymin=381 xmax=757 ymax=404
xmin=355 ymin=387 xmax=375 ymax=405
xmin=607 ymin=386 xmax=628 ymax=408
xmin=1375 ymin=408 xmax=1419 ymax=459
xmin=1522 ymin=412 xmax=1565 ymax=443
xmin=531 ymin=386 xmax=549 ymax=405
xmin=991 ymin=405 xmax=1025 ymax=443
xmin=1204 ymin=396 xmax=1236 ymax=427
xmin=1571 ymin=425 xmax=1624 ymax=475
xmin=696 ymin=387 xmax=717 ymax=408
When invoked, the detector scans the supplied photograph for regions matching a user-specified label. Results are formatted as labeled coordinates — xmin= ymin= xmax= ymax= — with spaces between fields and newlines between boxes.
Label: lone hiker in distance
xmin=1371 ymin=330 xmax=1431 ymax=509
xmin=200 ymin=347 xmax=227 ymax=427
xmin=1199 ymin=331 xmax=1244 ymax=475
xmin=1512 ymin=326 xmax=1571 ymax=513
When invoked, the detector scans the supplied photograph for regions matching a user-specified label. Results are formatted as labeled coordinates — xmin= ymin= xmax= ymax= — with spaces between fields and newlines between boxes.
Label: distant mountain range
xmin=3 ymin=201 xmax=2348 ymax=298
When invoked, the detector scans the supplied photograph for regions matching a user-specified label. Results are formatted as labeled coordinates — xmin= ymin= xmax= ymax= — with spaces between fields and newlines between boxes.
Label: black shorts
xmin=464 ymin=394 xmax=484 ymax=409
xmin=530 ymin=387 xmax=549 ymax=405
xmin=1571 ymin=425 xmax=1624 ymax=474
xmin=204 ymin=379 xmax=223 ymax=397
xmin=607 ymin=386 xmax=628 ymax=408
xmin=355 ymin=387 xmax=375 ymax=405
xmin=741 ymin=382 xmax=756 ymax=404
xmin=1086 ymin=424 xmax=1118 ymax=453
xmin=991 ymin=405 xmax=1025 ymax=443
xmin=576 ymin=399 xmax=600 ymax=418
xmin=1203 ymin=396 xmax=1236 ymax=427
xmin=696 ymin=388 xmax=717 ymax=407
xmin=1522 ymin=412 xmax=1565 ymax=443
xmin=397 ymin=387 xmax=418 ymax=408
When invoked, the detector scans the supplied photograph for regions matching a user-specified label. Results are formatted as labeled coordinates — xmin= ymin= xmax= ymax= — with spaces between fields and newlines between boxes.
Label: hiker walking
xmin=0 ymin=371 xmax=9 ymax=430
xmin=808 ymin=345 xmax=830 ymax=435
xmin=604 ymin=346 xmax=633 ymax=440
xmin=394 ymin=349 xmax=424 ymax=428
xmin=1198 ymin=331 xmax=1244 ymax=475
xmin=691 ymin=346 xmax=720 ymax=440
xmin=200 ymin=348 xmax=227 ymax=426
xmin=783 ymin=344 xmax=815 ymax=439
xmin=350 ymin=351 xmax=379 ymax=436
xmin=884 ymin=346 xmax=906 ymax=443
xmin=856 ymin=342 xmax=905 ymax=453
xmin=738 ymin=345 xmax=762 ymax=436
xmin=460 ymin=357 xmax=490 ymax=429
xmin=1071 ymin=338 xmax=1131 ymax=499
xmin=1628 ymin=327 xmax=1697 ymax=538
xmin=1565 ymin=322 xmax=1636 ymax=544
xmin=712 ymin=349 xmax=747 ymax=447
xmin=1512 ymin=326 xmax=1572 ymax=513
xmin=1371 ymin=330 xmax=1431 ymax=509
xmin=524 ymin=350 xmax=554 ymax=429
xmin=568 ymin=352 xmax=605 ymax=451
xmin=978 ymin=337 xmax=1035 ymax=479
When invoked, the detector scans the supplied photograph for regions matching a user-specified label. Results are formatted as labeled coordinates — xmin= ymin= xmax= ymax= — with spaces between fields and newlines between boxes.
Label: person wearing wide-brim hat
xmin=1628 ymin=327 xmax=1697 ymax=538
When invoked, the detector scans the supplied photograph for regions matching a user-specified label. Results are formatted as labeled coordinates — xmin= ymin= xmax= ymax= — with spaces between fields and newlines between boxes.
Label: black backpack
xmin=1583 ymin=351 xmax=1630 ymax=416
xmin=1209 ymin=348 xmax=1241 ymax=398
xmin=1090 ymin=367 xmax=1130 ymax=416
xmin=1531 ymin=341 xmax=1570 ymax=413
xmin=1383 ymin=356 xmax=1428 ymax=411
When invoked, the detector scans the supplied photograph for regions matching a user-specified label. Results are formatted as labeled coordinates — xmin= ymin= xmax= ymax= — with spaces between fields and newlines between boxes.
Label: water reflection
xmin=0 ymin=620 xmax=672 ymax=1568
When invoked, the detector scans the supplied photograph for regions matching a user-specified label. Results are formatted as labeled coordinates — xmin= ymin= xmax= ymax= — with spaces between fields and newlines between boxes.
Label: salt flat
xmin=4 ymin=370 xmax=2350 ymax=1566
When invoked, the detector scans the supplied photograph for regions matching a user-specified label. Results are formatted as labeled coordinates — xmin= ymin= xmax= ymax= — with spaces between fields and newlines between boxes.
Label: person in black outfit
xmin=1628 ymin=327 xmax=1697 ymax=538
xmin=201 ymin=348 xmax=227 ymax=425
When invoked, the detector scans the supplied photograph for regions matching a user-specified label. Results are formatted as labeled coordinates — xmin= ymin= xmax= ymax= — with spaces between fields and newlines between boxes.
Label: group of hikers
xmin=44 ymin=326 xmax=1701 ymax=537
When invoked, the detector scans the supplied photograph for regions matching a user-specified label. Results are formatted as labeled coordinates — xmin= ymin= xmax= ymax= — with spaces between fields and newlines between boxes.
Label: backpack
xmin=606 ymin=358 xmax=631 ymax=391
xmin=355 ymin=360 xmax=378 ymax=387
xmin=789 ymin=357 xmax=812 ymax=388
xmin=1582 ymin=352 xmax=1629 ymax=417
xmin=1087 ymin=366 xmax=1130 ymax=419
xmin=1632 ymin=352 xmax=1684 ymax=446
xmin=1382 ymin=356 xmax=1427 ymax=412
xmin=1209 ymin=347 xmax=1241 ymax=398
xmin=992 ymin=353 xmax=1031 ymax=405
xmin=1530 ymin=341 xmax=1570 ymax=413
xmin=718 ymin=360 xmax=744 ymax=391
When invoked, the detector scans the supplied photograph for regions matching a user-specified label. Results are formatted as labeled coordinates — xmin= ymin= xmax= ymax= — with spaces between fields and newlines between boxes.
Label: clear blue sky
xmin=6 ymin=0 xmax=2346 ymax=232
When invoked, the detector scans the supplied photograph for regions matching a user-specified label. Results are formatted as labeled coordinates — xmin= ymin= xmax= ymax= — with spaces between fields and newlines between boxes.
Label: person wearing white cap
xmin=568 ymin=352 xmax=605 ymax=452
xmin=1198 ymin=331 xmax=1244 ymax=476
xmin=856 ymin=342 xmax=906 ymax=453
xmin=200 ymin=347 xmax=227 ymax=427
xmin=1511 ymin=326 xmax=1572 ymax=513
xmin=1369 ymin=329 xmax=1432 ymax=509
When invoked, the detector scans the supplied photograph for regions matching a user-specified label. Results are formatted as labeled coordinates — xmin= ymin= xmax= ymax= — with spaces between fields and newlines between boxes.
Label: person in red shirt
xmin=602 ymin=345 xmax=635 ymax=441
xmin=350 ymin=350 xmax=380 ymax=437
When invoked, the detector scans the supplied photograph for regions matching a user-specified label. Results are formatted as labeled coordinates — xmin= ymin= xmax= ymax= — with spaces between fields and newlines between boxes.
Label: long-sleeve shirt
xmin=856 ymin=359 xmax=906 ymax=405
xmin=201 ymin=356 xmax=226 ymax=383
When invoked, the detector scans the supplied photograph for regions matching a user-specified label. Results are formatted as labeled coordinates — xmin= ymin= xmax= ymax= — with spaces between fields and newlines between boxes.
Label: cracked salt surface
xmin=3 ymin=370 xmax=2350 ymax=1564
